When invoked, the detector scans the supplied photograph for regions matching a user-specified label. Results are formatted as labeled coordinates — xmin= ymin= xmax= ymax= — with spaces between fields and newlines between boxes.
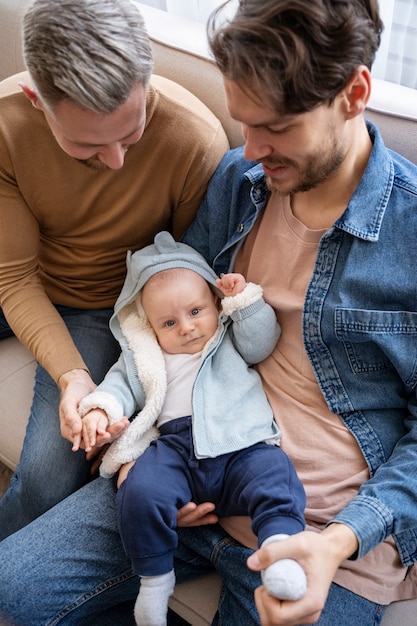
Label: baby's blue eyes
xmin=163 ymin=309 xmax=200 ymax=328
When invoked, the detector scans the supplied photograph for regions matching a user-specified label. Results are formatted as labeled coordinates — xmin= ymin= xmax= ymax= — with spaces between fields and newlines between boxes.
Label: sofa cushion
xmin=168 ymin=573 xmax=221 ymax=626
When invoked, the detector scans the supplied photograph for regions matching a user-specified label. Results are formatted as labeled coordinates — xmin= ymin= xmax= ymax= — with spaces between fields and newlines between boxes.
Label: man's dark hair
xmin=208 ymin=0 xmax=383 ymax=114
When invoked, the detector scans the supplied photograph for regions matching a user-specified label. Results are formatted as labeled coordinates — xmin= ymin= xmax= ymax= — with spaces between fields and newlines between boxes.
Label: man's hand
xmin=58 ymin=368 xmax=97 ymax=446
xmin=177 ymin=502 xmax=218 ymax=527
xmin=246 ymin=524 xmax=359 ymax=625
xmin=59 ymin=368 xmax=130 ymax=456
xmin=85 ymin=419 xmax=130 ymax=476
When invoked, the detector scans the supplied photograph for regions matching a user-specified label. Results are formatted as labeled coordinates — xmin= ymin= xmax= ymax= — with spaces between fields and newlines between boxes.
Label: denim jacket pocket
xmin=335 ymin=308 xmax=417 ymax=388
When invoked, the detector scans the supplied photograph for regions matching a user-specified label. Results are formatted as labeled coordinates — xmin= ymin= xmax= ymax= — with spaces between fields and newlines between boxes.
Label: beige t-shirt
xmin=226 ymin=191 xmax=411 ymax=604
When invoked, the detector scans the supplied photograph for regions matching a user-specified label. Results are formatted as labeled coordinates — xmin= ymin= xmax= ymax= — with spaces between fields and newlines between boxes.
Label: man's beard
xmin=75 ymin=145 xmax=129 ymax=170
xmin=76 ymin=156 xmax=109 ymax=171
xmin=265 ymin=136 xmax=346 ymax=196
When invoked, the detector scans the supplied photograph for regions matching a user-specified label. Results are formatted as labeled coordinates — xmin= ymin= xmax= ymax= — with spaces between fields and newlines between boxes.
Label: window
xmin=139 ymin=0 xmax=229 ymax=22
xmin=373 ymin=0 xmax=417 ymax=88
xmin=139 ymin=0 xmax=417 ymax=89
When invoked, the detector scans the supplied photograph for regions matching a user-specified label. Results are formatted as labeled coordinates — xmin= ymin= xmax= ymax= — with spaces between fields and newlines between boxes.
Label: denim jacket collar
xmin=335 ymin=123 xmax=394 ymax=242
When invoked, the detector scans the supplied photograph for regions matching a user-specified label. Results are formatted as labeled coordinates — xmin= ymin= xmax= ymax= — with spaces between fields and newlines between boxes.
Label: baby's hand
xmin=79 ymin=408 xmax=110 ymax=453
xmin=216 ymin=272 xmax=246 ymax=296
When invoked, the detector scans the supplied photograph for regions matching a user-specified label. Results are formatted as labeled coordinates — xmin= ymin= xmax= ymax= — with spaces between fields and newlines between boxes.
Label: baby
xmin=76 ymin=232 xmax=307 ymax=626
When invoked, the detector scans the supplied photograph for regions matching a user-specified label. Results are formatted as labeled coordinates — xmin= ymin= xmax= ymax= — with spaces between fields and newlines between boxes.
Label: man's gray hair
xmin=23 ymin=0 xmax=153 ymax=113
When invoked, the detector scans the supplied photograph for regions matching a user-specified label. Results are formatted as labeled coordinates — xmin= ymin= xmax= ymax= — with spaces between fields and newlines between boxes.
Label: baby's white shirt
xmin=157 ymin=351 xmax=203 ymax=427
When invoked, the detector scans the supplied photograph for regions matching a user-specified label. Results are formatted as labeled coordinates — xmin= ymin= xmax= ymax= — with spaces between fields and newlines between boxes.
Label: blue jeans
xmin=0 ymin=477 xmax=386 ymax=626
xmin=0 ymin=306 xmax=120 ymax=539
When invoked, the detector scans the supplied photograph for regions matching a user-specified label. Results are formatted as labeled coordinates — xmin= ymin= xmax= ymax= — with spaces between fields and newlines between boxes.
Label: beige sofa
xmin=1 ymin=1 xmax=417 ymax=624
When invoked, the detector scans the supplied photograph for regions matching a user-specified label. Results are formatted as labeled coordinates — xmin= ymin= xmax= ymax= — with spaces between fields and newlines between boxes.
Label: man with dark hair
xmin=1 ymin=1 xmax=417 ymax=625
xmin=184 ymin=1 xmax=417 ymax=623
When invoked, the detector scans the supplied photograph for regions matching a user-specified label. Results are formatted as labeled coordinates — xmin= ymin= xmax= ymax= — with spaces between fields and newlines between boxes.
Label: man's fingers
xmin=248 ymin=540 xmax=292 ymax=571
xmin=177 ymin=502 xmax=218 ymax=527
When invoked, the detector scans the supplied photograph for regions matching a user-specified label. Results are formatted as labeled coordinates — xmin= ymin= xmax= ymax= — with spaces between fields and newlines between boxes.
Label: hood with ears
xmin=112 ymin=231 xmax=221 ymax=321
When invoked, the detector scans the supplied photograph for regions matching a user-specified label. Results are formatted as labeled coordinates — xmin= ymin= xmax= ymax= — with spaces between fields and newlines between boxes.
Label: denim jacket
xmin=183 ymin=121 xmax=417 ymax=566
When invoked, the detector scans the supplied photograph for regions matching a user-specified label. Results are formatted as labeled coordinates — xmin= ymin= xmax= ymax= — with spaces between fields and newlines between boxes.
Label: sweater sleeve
xmin=221 ymin=283 xmax=281 ymax=365
xmin=0 ymin=125 xmax=87 ymax=381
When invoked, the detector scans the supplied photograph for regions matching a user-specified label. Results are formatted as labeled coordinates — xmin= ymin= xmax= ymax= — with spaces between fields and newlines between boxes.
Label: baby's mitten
xmin=261 ymin=534 xmax=307 ymax=601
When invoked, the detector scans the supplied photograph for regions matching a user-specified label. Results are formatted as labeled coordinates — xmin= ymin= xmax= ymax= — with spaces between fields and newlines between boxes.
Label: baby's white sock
xmin=134 ymin=569 xmax=175 ymax=626
xmin=261 ymin=534 xmax=307 ymax=601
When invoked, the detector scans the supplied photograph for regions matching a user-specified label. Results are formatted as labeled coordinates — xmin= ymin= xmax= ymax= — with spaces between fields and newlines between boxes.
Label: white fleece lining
xmin=221 ymin=282 xmax=263 ymax=316
xmin=78 ymin=391 xmax=124 ymax=424
xmin=98 ymin=300 xmax=168 ymax=477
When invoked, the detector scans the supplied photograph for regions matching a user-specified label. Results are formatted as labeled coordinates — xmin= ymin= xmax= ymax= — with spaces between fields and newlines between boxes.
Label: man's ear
xmin=342 ymin=65 xmax=371 ymax=120
xmin=19 ymin=82 xmax=43 ymax=110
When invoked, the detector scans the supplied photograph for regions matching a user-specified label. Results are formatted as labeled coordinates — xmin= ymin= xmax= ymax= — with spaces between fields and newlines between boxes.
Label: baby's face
xmin=141 ymin=269 xmax=219 ymax=355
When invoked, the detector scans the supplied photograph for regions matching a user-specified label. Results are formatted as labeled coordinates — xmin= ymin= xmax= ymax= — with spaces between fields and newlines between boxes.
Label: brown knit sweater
xmin=0 ymin=72 xmax=229 ymax=381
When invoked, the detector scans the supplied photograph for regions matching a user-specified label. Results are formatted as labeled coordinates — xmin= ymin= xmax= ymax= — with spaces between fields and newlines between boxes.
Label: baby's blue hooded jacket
xmin=79 ymin=231 xmax=281 ymax=477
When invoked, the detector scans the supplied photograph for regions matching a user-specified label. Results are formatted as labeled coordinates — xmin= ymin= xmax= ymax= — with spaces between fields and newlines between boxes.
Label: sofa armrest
xmin=0 ymin=337 xmax=34 ymax=469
